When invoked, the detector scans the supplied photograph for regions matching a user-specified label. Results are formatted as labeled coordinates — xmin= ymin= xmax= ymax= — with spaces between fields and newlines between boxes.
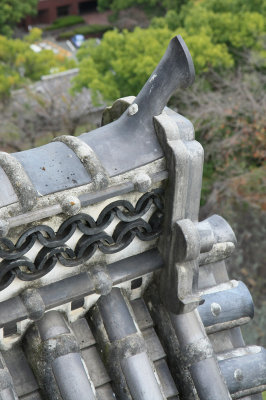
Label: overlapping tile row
xmin=0 ymin=260 xmax=179 ymax=399
xmin=0 ymin=249 xmax=163 ymax=346
xmin=199 ymin=260 xmax=266 ymax=399
xmin=0 ymin=152 xmax=265 ymax=398
xmin=0 ymin=245 xmax=265 ymax=399
xmin=144 ymin=253 xmax=266 ymax=399
xmin=0 ymin=35 xmax=265 ymax=400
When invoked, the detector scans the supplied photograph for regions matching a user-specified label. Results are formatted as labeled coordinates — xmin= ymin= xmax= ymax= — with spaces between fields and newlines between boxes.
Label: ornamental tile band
xmin=0 ymin=190 xmax=163 ymax=291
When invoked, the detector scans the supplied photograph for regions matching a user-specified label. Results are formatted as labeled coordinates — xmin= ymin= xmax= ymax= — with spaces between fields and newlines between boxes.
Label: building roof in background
xmin=30 ymin=39 xmax=72 ymax=57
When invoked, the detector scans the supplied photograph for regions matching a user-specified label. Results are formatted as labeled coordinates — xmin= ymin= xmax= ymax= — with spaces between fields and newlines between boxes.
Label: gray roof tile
xmin=2 ymin=346 xmax=38 ymax=397
xmin=154 ymin=359 xmax=179 ymax=399
xmin=81 ymin=346 xmax=111 ymax=388
xmin=130 ymin=298 xmax=154 ymax=331
xmin=95 ymin=384 xmax=116 ymax=400
xmin=142 ymin=328 xmax=166 ymax=362
xmin=19 ymin=392 xmax=43 ymax=400
xmin=71 ymin=318 xmax=96 ymax=349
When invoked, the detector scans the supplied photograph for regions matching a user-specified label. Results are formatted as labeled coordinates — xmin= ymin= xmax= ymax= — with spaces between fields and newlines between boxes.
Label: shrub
xmin=0 ymin=0 xmax=38 ymax=37
xmin=46 ymin=15 xmax=84 ymax=30
xmin=74 ymin=0 xmax=266 ymax=104
xmin=0 ymin=35 xmax=76 ymax=101
xmin=97 ymin=0 xmax=188 ymax=12
xmin=23 ymin=27 xmax=42 ymax=43
xmin=72 ymin=27 xmax=234 ymax=103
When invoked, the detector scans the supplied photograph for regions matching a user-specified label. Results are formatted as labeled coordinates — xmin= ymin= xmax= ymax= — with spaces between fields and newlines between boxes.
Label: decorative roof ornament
xmin=0 ymin=35 xmax=265 ymax=400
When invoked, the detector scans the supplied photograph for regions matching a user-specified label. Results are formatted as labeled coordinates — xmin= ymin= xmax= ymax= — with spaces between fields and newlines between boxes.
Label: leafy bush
xmin=23 ymin=27 xmax=43 ymax=43
xmin=72 ymin=27 xmax=234 ymax=102
xmin=180 ymin=6 xmax=265 ymax=51
xmin=58 ymin=25 xmax=112 ymax=40
xmin=152 ymin=2 xmax=266 ymax=54
xmin=46 ymin=15 xmax=84 ymax=30
xmin=98 ymin=0 xmax=187 ymax=12
xmin=98 ymin=0 xmax=158 ymax=12
xmin=0 ymin=0 xmax=38 ymax=37
xmin=74 ymin=0 xmax=266 ymax=104
xmin=0 ymin=34 xmax=76 ymax=101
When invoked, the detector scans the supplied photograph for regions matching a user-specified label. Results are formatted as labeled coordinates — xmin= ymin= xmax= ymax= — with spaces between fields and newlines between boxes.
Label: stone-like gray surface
xmin=0 ymin=35 xmax=265 ymax=400
xmin=52 ymin=353 xmax=96 ymax=400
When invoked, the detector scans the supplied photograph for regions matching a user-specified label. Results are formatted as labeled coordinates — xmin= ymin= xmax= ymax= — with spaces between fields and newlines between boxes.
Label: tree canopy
xmin=0 ymin=29 xmax=76 ymax=101
xmin=97 ymin=0 xmax=187 ymax=12
xmin=72 ymin=27 xmax=233 ymax=103
xmin=0 ymin=0 xmax=38 ymax=37
xmin=72 ymin=0 xmax=265 ymax=103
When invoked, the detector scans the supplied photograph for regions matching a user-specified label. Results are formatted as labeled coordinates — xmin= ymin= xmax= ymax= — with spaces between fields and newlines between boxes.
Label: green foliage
xmin=58 ymin=25 xmax=112 ymax=40
xmin=181 ymin=6 xmax=265 ymax=51
xmin=98 ymin=0 xmax=188 ymax=12
xmin=179 ymin=30 xmax=234 ymax=71
xmin=72 ymin=27 xmax=234 ymax=102
xmin=98 ymin=0 xmax=159 ymax=12
xmin=161 ymin=0 xmax=187 ymax=12
xmin=0 ymin=0 xmax=38 ymax=37
xmin=72 ymin=27 xmax=174 ymax=101
xmin=45 ymin=15 xmax=85 ymax=30
xmin=0 ymin=66 xmax=20 ymax=103
xmin=201 ymin=160 xmax=216 ymax=205
xmin=23 ymin=27 xmax=43 ymax=43
xmin=150 ymin=10 xmax=181 ymax=30
xmin=0 ymin=34 xmax=76 ymax=101
xmin=263 ymin=392 xmax=266 ymax=400
xmin=152 ymin=1 xmax=266 ymax=52
xmin=75 ymin=0 xmax=266 ymax=104
xmin=196 ymin=0 xmax=266 ymax=14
